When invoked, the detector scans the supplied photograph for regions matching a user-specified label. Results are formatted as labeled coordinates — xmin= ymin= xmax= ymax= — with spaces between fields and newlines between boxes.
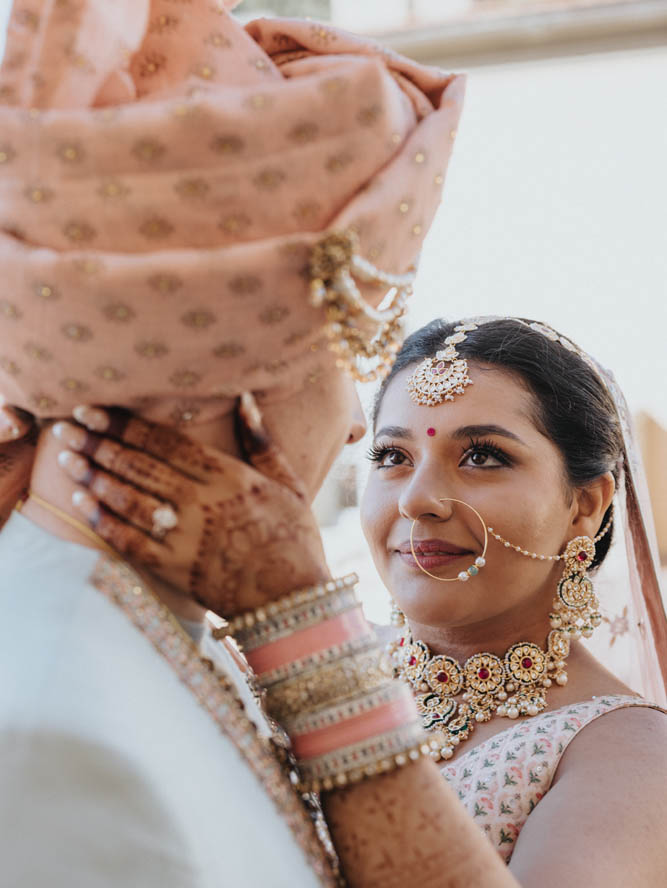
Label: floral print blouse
xmin=440 ymin=694 xmax=660 ymax=863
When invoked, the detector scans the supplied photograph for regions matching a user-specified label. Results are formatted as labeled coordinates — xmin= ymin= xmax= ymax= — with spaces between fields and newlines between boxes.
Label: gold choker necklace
xmin=387 ymin=631 xmax=571 ymax=762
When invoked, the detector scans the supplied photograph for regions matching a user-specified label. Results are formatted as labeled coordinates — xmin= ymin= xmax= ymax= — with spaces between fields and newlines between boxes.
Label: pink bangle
xmin=291 ymin=692 xmax=417 ymax=760
xmin=245 ymin=606 xmax=369 ymax=676
xmin=223 ymin=575 xmax=430 ymax=793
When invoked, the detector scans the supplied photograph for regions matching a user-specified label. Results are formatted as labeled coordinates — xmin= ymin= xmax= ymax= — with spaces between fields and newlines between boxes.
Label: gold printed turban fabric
xmin=0 ymin=0 xmax=464 ymax=423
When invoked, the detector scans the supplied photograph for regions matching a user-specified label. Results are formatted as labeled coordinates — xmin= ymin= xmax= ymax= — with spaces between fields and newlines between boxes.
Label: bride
xmin=48 ymin=313 xmax=667 ymax=885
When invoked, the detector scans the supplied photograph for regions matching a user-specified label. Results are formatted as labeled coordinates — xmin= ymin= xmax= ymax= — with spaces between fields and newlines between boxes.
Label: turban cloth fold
xmin=0 ymin=0 xmax=464 ymax=425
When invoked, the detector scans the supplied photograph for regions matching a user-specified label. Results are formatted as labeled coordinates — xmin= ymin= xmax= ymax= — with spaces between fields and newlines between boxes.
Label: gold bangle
xmin=265 ymin=646 xmax=389 ymax=723
xmin=259 ymin=631 xmax=377 ymax=688
xmin=235 ymin=592 xmax=361 ymax=653
xmin=298 ymin=727 xmax=430 ymax=794
xmin=284 ymin=683 xmax=407 ymax=735
xmin=213 ymin=573 xmax=359 ymax=639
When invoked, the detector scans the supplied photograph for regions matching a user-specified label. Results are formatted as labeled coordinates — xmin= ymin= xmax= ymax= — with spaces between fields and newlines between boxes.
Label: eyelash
xmin=366 ymin=437 xmax=513 ymax=469
xmin=461 ymin=437 xmax=513 ymax=468
xmin=366 ymin=441 xmax=406 ymax=467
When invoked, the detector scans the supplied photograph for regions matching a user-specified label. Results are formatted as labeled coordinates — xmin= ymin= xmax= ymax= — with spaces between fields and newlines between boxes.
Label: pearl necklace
xmin=387 ymin=631 xmax=571 ymax=761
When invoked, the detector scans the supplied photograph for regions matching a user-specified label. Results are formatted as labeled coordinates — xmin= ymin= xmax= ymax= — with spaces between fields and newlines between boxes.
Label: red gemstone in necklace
xmin=577 ymin=551 xmax=588 ymax=562
xmin=408 ymin=656 xmax=417 ymax=666
xmin=436 ymin=671 xmax=449 ymax=683
xmin=399 ymin=637 xmax=405 ymax=646
xmin=478 ymin=667 xmax=490 ymax=680
xmin=521 ymin=657 xmax=533 ymax=669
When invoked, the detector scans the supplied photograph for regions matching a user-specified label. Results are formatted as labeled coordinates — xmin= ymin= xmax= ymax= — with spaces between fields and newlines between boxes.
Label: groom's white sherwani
xmin=0 ymin=512 xmax=328 ymax=887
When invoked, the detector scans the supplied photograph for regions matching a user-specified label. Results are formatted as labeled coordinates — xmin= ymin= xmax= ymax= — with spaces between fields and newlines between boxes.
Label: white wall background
xmin=411 ymin=46 xmax=667 ymax=426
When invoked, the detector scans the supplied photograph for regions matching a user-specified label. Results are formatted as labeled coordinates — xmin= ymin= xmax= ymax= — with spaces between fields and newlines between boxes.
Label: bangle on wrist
xmin=224 ymin=574 xmax=431 ymax=793
xmin=212 ymin=574 xmax=359 ymax=641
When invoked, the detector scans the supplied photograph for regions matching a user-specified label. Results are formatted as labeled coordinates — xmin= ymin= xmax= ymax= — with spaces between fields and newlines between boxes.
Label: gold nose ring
xmin=409 ymin=498 xmax=488 ymax=583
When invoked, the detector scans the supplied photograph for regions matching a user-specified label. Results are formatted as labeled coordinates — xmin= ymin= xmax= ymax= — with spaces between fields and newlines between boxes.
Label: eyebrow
xmin=451 ymin=424 xmax=526 ymax=446
xmin=374 ymin=423 xmax=526 ymax=445
xmin=375 ymin=425 xmax=413 ymax=440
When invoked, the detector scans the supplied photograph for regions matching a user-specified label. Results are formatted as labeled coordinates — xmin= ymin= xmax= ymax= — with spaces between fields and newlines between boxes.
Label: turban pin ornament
xmin=309 ymin=231 xmax=415 ymax=384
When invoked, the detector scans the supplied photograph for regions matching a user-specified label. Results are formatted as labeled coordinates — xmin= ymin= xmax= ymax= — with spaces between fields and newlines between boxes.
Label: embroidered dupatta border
xmin=91 ymin=554 xmax=340 ymax=887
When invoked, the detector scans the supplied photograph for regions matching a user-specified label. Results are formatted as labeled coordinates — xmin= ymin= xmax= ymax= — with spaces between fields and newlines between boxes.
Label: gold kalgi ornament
xmin=309 ymin=230 xmax=414 ymax=383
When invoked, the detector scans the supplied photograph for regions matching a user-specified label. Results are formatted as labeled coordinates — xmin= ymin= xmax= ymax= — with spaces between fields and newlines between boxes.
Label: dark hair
xmin=373 ymin=318 xmax=622 ymax=569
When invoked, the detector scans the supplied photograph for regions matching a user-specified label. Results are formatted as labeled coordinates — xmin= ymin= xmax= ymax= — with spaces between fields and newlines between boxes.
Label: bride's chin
xmin=390 ymin=574 xmax=477 ymax=627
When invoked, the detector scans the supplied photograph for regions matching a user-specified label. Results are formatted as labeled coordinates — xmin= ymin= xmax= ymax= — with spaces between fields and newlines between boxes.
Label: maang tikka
xmin=406 ymin=323 xmax=477 ymax=406
xmin=406 ymin=317 xmax=596 ymax=408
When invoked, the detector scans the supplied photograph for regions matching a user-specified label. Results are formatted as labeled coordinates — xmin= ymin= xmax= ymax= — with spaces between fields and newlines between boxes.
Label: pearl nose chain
xmin=487 ymin=515 xmax=613 ymax=562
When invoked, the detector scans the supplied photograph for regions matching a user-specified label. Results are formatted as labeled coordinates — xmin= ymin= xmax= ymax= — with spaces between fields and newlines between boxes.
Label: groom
xmin=0 ymin=3 xmax=518 ymax=888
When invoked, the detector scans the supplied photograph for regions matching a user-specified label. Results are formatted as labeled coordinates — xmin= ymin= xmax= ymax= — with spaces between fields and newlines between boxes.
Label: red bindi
xmin=427 ymin=427 xmax=436 ymax=437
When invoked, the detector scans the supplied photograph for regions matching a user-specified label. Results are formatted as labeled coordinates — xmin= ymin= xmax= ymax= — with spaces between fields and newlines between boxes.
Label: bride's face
xmin=360 ymin=362 xmax=587 ymax=630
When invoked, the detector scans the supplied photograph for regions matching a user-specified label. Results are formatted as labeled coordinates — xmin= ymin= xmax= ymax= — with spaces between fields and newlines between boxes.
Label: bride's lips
xmin=396 ymin=538 xmax=473 ymax=571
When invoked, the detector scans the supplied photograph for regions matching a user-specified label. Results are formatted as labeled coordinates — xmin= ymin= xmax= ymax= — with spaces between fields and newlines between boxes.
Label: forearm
xmin=231 ymin=577 xmax=519 ymax=888
xmin=324 ymin=761 xmax=519 ymax=888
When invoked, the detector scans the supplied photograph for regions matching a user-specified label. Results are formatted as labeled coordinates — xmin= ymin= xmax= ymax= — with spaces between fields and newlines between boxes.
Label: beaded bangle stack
xmin=216 ymin=575 xmax=429 ymax=793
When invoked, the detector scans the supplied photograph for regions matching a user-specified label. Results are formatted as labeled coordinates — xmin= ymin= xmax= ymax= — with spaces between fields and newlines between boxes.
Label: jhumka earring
xmin=487 ymin=521 xmax=610 ymax=643
xmin=551 ymin=536 xmax=603 ymax=639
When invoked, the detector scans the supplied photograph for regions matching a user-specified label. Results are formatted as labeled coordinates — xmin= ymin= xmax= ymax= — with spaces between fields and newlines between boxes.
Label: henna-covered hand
xmin=53 ymin=395 xmax=330 ymax=618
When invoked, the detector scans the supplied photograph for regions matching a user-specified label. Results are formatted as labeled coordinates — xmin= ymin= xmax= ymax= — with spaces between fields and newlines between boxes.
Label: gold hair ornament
xmin=309 ymin=230 xmax=414 ymax=383
xmin=406 ymin=324 xmax=477 ymax=405
xmin=409 ymin=498 xmax=488 ymax=582
xmin=407 ymin=317 xmax=599 ymax=407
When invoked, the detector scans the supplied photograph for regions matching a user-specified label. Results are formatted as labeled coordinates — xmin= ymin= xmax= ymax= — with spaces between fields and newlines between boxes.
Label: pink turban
xmin=0 ymin=0 xmax=464 ymax=426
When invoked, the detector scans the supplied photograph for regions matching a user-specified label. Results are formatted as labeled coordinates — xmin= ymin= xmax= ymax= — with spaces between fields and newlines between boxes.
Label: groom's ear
xmin=237 ymin=392 xmax=307 ymax=501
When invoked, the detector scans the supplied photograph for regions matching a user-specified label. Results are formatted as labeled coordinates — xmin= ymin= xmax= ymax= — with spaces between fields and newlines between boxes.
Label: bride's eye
xmin=460 ymin=439 xmax=511 ymax=469
xmin=366 ymin=443 xmax=410 ymax=468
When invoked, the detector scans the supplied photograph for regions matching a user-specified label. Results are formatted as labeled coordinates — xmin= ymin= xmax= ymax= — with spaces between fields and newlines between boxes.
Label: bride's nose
xmin=398 ymin=470 xmax=456 ymax=523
